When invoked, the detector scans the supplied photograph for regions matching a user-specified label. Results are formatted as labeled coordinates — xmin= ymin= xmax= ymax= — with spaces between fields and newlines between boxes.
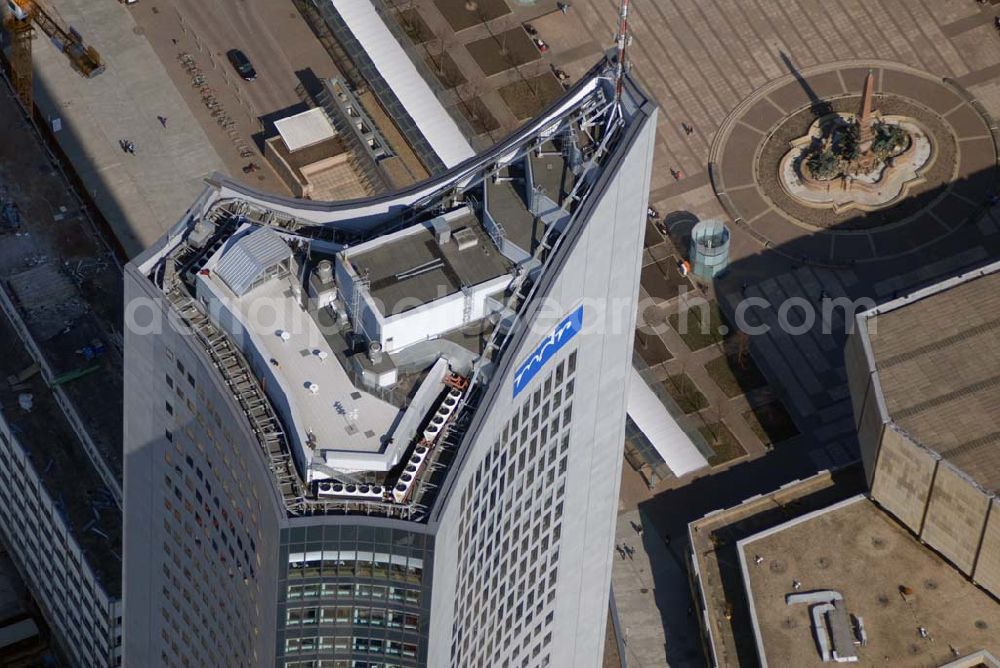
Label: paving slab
xmin=30 ymin=0 xmax=226 ymax=257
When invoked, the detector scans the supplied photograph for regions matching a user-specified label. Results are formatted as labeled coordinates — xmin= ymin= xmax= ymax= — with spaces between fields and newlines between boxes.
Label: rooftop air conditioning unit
xmin=452 ymin=227 xmax=478 ymax=251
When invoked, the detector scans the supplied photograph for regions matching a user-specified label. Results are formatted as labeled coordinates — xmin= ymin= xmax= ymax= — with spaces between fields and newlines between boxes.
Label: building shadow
xmin=634 ymin=153 xmax=1000 ymax=665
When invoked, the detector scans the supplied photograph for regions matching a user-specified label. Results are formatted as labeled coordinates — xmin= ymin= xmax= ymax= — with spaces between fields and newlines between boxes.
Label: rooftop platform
xmin=0 ymin=315 xmax=120 ymax=598
xmin=864 ymin=264 xmax=1000 ymax=492
xmin=530 ymin=140 xmax=577 ymax=203
xmin=137 ymin=58 xmax=655 ymax=515
xmin=198 ymin=231 xmax=402 ymax=470
xmin=274 ymin=108 xmax=338 ymax=153
xmin=348 ymin=213 xmax=512 ymax=317
xmin=738 ymin=495 xmax=1000 ymax=667
xmin=486 ymin=163 xmax=544 ymax=256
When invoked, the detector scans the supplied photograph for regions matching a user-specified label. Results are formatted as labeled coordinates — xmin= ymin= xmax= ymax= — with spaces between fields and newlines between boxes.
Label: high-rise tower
xmin=122 ymin=59 xmax=657 ymax=667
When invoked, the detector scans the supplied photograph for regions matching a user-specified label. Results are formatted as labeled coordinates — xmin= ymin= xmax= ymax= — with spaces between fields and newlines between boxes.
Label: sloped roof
xmin=216 ymin=227 xmax=292 ymax=296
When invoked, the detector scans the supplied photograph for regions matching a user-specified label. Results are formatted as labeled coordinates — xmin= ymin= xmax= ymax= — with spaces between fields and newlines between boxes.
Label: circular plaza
xmin=709 ymin=61 xmax=999 ymax=265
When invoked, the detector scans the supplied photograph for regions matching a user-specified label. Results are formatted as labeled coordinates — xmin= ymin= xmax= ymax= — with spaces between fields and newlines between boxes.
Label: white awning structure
xmin=627 ymin=367 xmax=708 ymax=477
xmin=330 ymin=0 xmax=475 ymax=168
xmin=216 ymin=227 xmax=293 ymax=296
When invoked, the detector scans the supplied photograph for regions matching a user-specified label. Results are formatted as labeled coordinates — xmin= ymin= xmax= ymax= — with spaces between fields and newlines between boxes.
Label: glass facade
xmin=277 ymin=522 xmax=434 ymax=668
xmin=314 ymin=1 xmax=446 ymax=174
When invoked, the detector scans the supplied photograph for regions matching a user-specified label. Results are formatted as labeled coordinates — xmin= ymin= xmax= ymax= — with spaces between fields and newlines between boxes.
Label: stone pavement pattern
xmin=562 ymin=0 xmax=1000 ymax=666
xmin=561 ymin=0 xmax=1000 ymax=201
xmin=27 ymin=0 xmax=226 ymax=257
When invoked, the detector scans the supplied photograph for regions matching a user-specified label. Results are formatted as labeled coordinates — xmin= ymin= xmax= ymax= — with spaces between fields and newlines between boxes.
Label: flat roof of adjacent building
xmin=862 ymin=262 xmax=1000 ymax=492
xmin=274 ymin=108 xmax=338 ymax=152
xmin=688 ymin=467 xmax=866 ymax=667
xmin=324 ymin=0 xmax=475 ymax=169
xmin=737 ymin=495 xmax=1000 ymax=667
xmin=348 ymin=214 xmax=512 ymax=316
xmin=0 ymin=315 xmax=121 ymax=598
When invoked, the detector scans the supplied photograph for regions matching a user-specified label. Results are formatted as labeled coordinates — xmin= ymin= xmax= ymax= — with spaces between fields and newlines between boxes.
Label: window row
xmin=286 ymin=606 xmax=419 ymax=630
xmin=287 ymin=583 xmax=420 ymax=606
xmin=285 ymin=636 xmax=417 ymax=658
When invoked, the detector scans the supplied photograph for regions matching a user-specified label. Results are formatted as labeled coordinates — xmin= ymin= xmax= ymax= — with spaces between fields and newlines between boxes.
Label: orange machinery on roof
xmin=4 ymin=0 xmax=104 ymax=110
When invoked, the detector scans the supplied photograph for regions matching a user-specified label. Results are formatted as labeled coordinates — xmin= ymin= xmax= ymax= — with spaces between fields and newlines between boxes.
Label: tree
xmin=807 ymin=149 xmax=840 ymax=180
xmin=836 ymin=120 xmax=860 ymax=162
xmin=871 ymin=122 xmax=908 ymax=159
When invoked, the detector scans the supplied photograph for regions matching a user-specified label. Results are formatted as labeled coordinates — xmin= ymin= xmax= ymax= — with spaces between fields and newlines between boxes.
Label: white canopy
xmin=329 ymin=0 xmax=475 ymax=167
xmin=627 ymin=367 xmax=708 ymax=477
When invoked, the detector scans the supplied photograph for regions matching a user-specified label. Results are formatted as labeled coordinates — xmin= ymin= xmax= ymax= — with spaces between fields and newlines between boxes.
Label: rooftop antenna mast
xmin=614 ymin=0 xmax=631 ymax=107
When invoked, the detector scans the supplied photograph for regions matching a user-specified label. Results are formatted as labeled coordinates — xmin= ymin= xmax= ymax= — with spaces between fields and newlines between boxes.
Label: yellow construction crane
xmin=4 ymin=0 xmax=104 ymax=111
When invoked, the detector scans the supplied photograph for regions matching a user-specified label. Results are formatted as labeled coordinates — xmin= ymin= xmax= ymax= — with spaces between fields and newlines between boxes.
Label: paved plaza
xmin=530 ymin=1 xmax=1000 ymax=666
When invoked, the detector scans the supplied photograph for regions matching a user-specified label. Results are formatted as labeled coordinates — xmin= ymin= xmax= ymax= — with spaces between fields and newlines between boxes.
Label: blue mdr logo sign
xmin=512 ymin=305 xmax=583 ymax=398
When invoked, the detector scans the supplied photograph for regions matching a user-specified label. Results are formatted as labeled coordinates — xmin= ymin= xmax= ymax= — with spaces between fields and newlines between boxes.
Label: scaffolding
xmin=5 ymin=15 xmax=34 ymax=111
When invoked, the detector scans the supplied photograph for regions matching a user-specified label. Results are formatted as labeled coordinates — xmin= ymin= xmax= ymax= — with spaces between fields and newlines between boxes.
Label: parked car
xmin=226 ymin=49 xmax=256 ymax=81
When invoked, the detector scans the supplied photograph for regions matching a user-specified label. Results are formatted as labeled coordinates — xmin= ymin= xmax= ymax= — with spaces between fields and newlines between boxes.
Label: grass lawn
xmin=467 ymin=28 xmax=540 ymax=76
xmin=699 ymin=422 xmax=747 ymax=466
xmin=424 ymin=51 xmax=466 ymax=88
xmin=668 ymin=300 xmax=727 ymax=351
xmin=642 ymin=254 xmax=693 ymax=302
xmin=434 ymin=0 xmax=510 ymax=31
xmin=498 ymin=74 xmax=564 ymax=120
xmin=396 ymin=8 xmax=434 ymax=43
xmin=704 ymin=352 xmax=767 ymax=398
xmin=743 ymin=402 xmax=799 ymax=447
xmin=454 ymin=97 xmax=499 ymax=134
xmin=662 ymin=374 xmax=708 ymax=414
xmin=634 ymin=331 xmax=673 ymax=367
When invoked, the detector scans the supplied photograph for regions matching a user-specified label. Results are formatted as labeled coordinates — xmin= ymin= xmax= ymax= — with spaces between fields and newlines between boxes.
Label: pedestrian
xmin=557 ymin=2 xmax=571 ymax=14
xmin=127 ymin=141 xmax=136 ymax=155
xmin=158 ymin=115 xmax=168 ymax=128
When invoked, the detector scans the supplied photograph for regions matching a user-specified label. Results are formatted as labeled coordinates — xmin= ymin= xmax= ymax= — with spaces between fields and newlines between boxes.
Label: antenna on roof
xmin=614 ymin=0 xmax=631 ymax=107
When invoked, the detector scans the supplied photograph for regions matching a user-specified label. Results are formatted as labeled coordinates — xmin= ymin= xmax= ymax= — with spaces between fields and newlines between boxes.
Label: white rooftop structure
xmin=215 ymin=227 xmax=294 ymax=296
xmin=329 ymin=0 xmax=475 ymax=168
xmin=274 ymin=108 xmax=338 ymax=153
xmin=627 ymin=367 xmax=708 ymax=477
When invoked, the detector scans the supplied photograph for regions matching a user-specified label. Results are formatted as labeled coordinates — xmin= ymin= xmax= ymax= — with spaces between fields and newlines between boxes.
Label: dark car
xmin=226 ymin=49 xmax=256 ymax=81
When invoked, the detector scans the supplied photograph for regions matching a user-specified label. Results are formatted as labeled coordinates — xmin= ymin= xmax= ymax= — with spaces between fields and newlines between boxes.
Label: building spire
xmin=858 ymin=69 xmax=876 ymax=146
xmin=614 ymin=0 xmax=631 ymax=105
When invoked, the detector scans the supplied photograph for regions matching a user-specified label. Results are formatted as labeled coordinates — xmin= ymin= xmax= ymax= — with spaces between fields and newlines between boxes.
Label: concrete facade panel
xmin=871 ymin=428 xmax=937 ymax=534
xmin=844 ymin=329 xmax=871 ymax=431
xmin=972 ymin=498 xmax=1000 ymax=599
xmin=123 ymin=266 xmax=284 ymax=667
xmin=426 ymin=107 xmax=657 ymax=668
xmin=921 ymin=462 xmax=991 ymax=575
xmin=871 ymin=427 xmax=937 ymax=533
